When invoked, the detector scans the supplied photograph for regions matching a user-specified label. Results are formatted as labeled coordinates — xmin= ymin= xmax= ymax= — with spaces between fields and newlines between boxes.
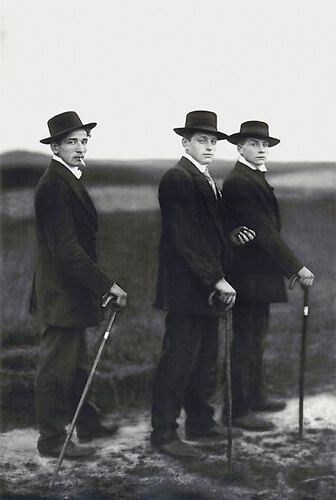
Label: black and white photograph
xmin=1 ymin=1 xmax=335 ymax=499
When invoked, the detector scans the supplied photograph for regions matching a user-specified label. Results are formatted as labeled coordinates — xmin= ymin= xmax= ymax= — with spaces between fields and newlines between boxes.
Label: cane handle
xmin=289 ymin=275 xmax=299 ymax=290
xmin=208 ymin=290 xmax=217 ymax=306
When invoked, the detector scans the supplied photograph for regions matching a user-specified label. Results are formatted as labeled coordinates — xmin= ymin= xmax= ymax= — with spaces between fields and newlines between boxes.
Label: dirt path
xmin=1 ymin=394 xmax=335 ymax=500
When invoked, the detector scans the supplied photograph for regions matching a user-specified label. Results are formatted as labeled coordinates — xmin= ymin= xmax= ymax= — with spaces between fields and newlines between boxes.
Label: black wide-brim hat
xmin=40 ymin=111 xmax=97 ymax=144
xmin=174 ymin=110 xmax=228 ymax=140
xmin=228 ymin=121 xmax=280 ymax=147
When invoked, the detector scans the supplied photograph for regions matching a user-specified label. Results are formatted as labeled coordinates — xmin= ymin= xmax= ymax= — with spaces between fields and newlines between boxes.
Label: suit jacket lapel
xmin=178 ymin=157 xmax=229 ymax=245
xmin=235 ymin=162 xmax=281 ymax=229
xmin=50 ymin=160 xmax=97 ymax=221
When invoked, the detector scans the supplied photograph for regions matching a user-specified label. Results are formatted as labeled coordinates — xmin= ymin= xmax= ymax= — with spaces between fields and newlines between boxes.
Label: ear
xmin=182 ymin=137 xmax=189 ymax=151
xmin=237 ymin=144 xmax=243 ymax=155
xmin=51 ymin=142 xmax=59 ymax=155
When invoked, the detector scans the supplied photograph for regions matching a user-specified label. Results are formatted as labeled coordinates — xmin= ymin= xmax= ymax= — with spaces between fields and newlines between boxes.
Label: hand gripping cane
xmin=49 ymin=306 xmax=119 ymax=488
xmin=290 ymin=275 xmax=310 ymax=438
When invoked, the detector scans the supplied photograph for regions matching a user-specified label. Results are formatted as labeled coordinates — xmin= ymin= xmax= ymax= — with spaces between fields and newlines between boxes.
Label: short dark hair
xmin=182 ymin=130 xmax=196 ymax=141
xmin=52 ymin=127 xmax=91 ymax=145
xmin=183 ymin=129 xmax=218 ymax=141
xmin=238 ymin=137 xmax=269 ymax=146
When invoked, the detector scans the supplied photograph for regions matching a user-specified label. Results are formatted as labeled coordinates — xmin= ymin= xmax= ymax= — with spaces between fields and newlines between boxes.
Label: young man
xmin=151 ymin=111 xmax=254 ymax=459
xmin=31 ymin=111 xmax=127 ymax=458
xmin=222 ymin=121 xmax=314 ymax=431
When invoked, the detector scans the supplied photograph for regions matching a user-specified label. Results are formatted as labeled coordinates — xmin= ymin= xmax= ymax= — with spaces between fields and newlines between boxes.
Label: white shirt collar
xmin=52 ymin=155 xmax=83 ymax=179
xmin=239 ymin=155 xmax=267 ymax=172
xmin=183 ymin=153 xmax=207 ymax=173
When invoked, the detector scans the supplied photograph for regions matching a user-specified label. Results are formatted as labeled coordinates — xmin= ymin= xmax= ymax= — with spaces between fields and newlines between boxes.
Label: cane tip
xmin=222 ymin=469 xmax=240 ymax=483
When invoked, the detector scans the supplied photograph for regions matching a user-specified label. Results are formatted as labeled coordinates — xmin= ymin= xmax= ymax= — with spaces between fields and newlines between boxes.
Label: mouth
xmin=73 ymin=157 xmax=85 ymax=166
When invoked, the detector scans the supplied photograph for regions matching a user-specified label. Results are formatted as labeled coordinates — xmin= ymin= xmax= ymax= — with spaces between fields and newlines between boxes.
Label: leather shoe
xmin=77 ymin=423 xmax=119 ymax=443
xmin=39 ymin=440 xmax=96 ymax=459
xmin=186 ymin=422 xmax=243 ymax=440
xmin=154 ymin=440 xmax=206 ymax=460
xmin=233 ymin=413 xmax=274 ymax=431
xmin=251 ymin=399 xmax=286 ymax=412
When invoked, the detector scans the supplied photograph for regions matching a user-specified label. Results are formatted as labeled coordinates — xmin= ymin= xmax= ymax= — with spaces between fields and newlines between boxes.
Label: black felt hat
xmin=40 ymin=111 xmax=97 ymax=144
xmin=228 ymin=121 xmax=280 ymax=147
xmin=174 ymin=110 xmax=228 ymax=140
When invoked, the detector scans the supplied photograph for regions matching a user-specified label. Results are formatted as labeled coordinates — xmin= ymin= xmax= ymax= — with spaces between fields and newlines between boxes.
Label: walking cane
xmin=290 ymin=275 xmax=310 ymax=438
xmin=209 ymin=291 xmax=234 ymax=474
xmin=224 ymin=308 xmax=234 ymax=474
xmin=49 ymin=305 xmax=119 ymax=488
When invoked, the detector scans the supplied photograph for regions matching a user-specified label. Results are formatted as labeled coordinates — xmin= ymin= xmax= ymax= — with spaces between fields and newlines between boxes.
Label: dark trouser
xmin=151 ymin=312 xmax=219 ymax=446
xmin=227 ymin=303 xmax=270 ymax=420
xmin=34 ymin=325 xmax=101 ymax=453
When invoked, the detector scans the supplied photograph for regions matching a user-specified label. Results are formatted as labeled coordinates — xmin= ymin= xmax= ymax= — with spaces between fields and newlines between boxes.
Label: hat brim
xmin=40 ymin=122 xmax=97 ymax=144
xmin=173 ymin=126 xmax=228 ymax=141
xmin=228 ymin=133 xmax=280 ymax=147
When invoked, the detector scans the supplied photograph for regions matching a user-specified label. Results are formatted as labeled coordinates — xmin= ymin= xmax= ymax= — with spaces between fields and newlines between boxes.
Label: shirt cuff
xmin=101 ymin=282 xmax=115 ymax=303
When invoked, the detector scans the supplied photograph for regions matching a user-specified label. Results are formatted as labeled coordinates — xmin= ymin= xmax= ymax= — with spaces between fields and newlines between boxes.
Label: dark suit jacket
xmin=222 ymin=161 xmax=303 ymax=303
xmin=30 ymin=159 xmax=113 ymax=327
xmin=155 ymin=157 xmax=232 ymax=316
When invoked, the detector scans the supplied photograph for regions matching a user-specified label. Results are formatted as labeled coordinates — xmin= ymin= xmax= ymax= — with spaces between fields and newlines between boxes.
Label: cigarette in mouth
xmin=80 ymin=158 xmax=86 ymax=167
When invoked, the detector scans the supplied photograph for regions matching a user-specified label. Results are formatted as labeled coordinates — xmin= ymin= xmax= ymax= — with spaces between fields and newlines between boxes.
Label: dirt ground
xmin=0 ymin=394 xmax=335 ymax=500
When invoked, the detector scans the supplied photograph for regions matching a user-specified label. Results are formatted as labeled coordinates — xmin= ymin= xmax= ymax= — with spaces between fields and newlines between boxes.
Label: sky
xmin=1 ymin=0 xmax=335 ymax=162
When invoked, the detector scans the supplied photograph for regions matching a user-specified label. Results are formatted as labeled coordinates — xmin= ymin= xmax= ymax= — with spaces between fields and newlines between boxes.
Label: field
xmin=0 ymin=153 xmax=335 ymax=499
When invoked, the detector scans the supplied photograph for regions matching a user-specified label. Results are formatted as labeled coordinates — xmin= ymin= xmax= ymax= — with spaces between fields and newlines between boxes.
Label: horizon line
xmin=0 ymin=149 xmax=334 ymax=165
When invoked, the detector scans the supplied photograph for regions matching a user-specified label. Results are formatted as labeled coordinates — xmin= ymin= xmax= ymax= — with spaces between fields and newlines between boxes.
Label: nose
xmin=258 ymin=141 xmax=268 ymax=152
xmin=76 ymin=142 xmax=86 ymax=153
xmin=206 ymin=141 xmax=214 ymax=150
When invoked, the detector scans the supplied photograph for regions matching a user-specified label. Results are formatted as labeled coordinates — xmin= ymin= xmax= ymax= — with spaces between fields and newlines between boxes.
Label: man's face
xmin=183 ymin=132 xmax=218 ymax=165
xmin=52 ymin=129 xmax=89 ymax=167
xmin=238 ymin=138 xmax=269 ymax=166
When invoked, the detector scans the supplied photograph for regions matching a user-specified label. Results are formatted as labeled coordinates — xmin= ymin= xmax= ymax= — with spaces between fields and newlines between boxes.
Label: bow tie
xmin=254 ymin=170 xmax=275 ymax=191
xmin=255 ymin=169 xmax=266 ymax=177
